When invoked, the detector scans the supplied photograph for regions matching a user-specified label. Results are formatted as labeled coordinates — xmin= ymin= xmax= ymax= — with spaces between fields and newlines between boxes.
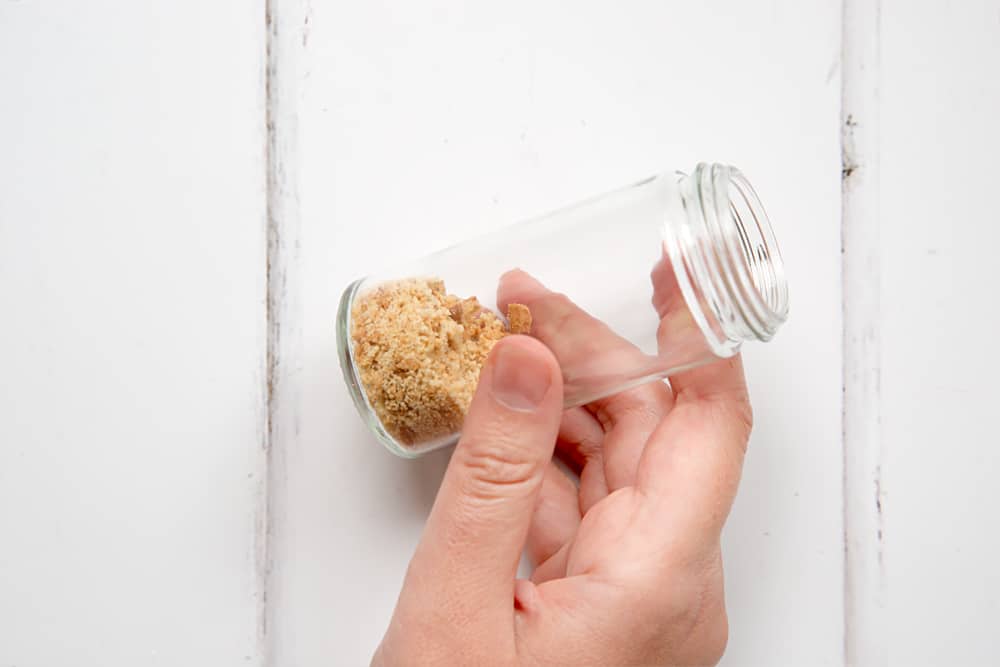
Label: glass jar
xmin=337 ymin=162 xmax=789 ymax=458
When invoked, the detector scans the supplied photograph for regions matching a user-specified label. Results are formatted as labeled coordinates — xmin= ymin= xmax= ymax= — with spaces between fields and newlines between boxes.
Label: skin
xmin=373 ymin=270 xmax=752 ymax=667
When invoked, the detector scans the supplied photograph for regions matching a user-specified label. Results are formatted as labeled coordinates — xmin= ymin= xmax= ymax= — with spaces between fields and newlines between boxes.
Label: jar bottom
xmin=336 ymin=279 xmax=461 ymax=458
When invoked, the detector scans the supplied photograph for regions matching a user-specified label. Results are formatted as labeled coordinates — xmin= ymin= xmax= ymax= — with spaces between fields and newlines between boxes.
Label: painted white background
xmin=0 ymin=2 xmax=267 ymax=665
xmin=1 ymin=1 xmax=996 ymax=665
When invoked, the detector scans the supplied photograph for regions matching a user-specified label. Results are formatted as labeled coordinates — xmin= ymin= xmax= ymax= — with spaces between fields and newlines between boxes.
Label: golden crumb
xmin=350 ymin=277 xmax=531 ymax=446
xmin=507 ymin=303 xmax=532 ymax=335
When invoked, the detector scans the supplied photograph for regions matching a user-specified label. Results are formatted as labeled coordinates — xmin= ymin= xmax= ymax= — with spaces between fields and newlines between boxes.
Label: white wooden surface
xmin=2 ymin=1 xmax=998 ymax=666
xmin=881 ymin=1 xmax=1000 ymax=664
xmin=279 ymin=1 xmax=845 ymax=665
xmin=0 ymin=2 xmax=267 ymax=665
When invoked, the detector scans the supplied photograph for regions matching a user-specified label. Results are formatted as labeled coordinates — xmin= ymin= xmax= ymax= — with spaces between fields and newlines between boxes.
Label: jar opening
xmin=671 ymin=163 xmax=789 ymax=354
xmin=720 ymin=166 xmax=789 ymax=338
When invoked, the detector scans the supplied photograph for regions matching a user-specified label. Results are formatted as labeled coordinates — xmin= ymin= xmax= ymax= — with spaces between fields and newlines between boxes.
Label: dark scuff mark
xmin=302 ymin=5 xmax=312 ymax=47
xmin=842 ymin=114 xmax=860 ymax=182
xmin=875 ymin=467 xmax=884 ymax=567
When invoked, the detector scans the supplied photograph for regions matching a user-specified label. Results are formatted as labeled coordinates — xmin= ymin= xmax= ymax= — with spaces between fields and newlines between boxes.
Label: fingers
xmin=497 ymin=269 xmax=661 ymax=407
xmin=526 ymin=462 xmax=581 ymax=566
xmin=649 ymin=248 xmax=750 ymax=408
xmin=589 ymin=382 xmax=673 ymax=491
xmin=406 ymin=335 xmax=564 ymax=612
xmin=638 ymin=249 xmax=753 ymax=549
xmin=555 ymin=407 xmax=609 ymax=513
xmin=637 ymin=355 xmax=752 ymax=551
xmin=650 ymin=248 xmax=684 ymax=316
xmin=669 ymin=350 xmax=751 ymax=408
xmin=529 ymin=541 xmax=572 ymax=584
xmin=554 ymin=407 xmax=603 ymax=472
xmin=498 ymin=269 xmax=672 ymax=492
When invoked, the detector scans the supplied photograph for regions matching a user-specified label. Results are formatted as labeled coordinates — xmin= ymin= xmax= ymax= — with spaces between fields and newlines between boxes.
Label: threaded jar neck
xmin=668 ymin=163 xmax=789 ymax=356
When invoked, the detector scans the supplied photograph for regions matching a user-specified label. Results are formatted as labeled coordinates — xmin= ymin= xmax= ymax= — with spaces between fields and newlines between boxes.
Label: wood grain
xmin=842 ymin=0 xmax=887 ymax=664
xmin=260 ymin=0 xmax=307 ymax=663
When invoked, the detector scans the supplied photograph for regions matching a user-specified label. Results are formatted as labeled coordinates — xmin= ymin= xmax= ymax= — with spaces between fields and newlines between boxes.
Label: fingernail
xmin=491 ymin=341 xmax=552 ymax=411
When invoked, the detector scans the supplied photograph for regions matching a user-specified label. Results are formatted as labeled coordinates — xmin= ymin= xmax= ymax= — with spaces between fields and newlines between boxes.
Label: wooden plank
xmin=881 ymin=1 xmax=1000 ymax=664
xmin=271 ymin=1 xmax=844 ymax=664
xmin=0 ymin=2 xmax=267 ymax=664
xmin=842 ymin=0 xmax=887 ymax=664
xmin=260 ymin=0 xmax=307 ymax=663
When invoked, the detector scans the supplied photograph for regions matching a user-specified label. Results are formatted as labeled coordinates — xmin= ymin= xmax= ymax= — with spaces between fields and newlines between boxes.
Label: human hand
xmin=373 ymin=272 xmax=752 ymax=667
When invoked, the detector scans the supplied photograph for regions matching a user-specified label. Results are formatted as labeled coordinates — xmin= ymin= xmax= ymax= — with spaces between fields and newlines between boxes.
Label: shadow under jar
xmin=337 ymin=163 xmax=789 ymax=458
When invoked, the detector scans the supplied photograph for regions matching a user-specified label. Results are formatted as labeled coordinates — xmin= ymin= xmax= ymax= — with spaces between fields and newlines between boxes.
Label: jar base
xmin=336 ymin=279 xmax=436 ymax=459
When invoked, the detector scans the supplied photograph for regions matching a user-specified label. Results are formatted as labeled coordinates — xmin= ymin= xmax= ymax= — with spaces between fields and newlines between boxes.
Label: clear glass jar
xmin=337 ymin=162 xmax=789 ymax=458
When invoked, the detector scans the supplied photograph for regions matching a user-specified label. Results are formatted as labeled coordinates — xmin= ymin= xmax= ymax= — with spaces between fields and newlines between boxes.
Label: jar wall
xmin=337 ymin=165 xmax=786 ymax=457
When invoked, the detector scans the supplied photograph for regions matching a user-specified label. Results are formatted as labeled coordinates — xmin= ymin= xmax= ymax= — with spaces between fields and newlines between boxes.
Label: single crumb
xmin=507 ymin=303 xmax=532 ymax=335
xmin=350 ymin=277 xmax=531 ymax=445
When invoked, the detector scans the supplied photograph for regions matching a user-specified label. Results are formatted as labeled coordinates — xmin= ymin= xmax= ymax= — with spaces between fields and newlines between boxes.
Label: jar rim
xmin=666 ymin=163 xmax=789 ymax=354
xmin=724 ymin=165 xmax=790 ymax=333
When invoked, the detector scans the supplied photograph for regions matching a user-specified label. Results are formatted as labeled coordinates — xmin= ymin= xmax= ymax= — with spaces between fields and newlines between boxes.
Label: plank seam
xmin=257 ymin=0 xmax=276 ymax=662
xmin=841 ymin=0 xmax=885 ymax=663
xmin=260 ymin=1 xmax=305 ymax=663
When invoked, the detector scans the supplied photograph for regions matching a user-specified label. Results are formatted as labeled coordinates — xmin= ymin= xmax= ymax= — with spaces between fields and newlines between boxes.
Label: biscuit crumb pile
xmin=350 ymin=277 xmax=532 ymax=445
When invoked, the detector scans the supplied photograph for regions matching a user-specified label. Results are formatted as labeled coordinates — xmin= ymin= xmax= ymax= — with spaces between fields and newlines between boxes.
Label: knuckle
xmin=575 ymin=433 xmax=603 ymax=461
xmin=593 ymin=389 xmax=665 ymax=431
xmin=457 ymin=444 xmax=542 ymax=501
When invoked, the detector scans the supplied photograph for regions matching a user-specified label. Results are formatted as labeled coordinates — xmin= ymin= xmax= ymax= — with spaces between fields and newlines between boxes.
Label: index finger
xmin=497 ymin=269 xmax=663 ymax=407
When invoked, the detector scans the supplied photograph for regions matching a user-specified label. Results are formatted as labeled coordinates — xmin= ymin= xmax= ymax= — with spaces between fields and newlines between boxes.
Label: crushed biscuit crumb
xmin=507 ymin=303 xmax=532 ymax=335
xmin=350 ymin=277 xmax=532 ymax=446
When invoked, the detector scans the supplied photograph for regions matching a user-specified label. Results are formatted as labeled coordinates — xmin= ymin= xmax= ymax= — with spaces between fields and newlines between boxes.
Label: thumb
xmin=409 ymin=335 xmax=563 ymax=610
